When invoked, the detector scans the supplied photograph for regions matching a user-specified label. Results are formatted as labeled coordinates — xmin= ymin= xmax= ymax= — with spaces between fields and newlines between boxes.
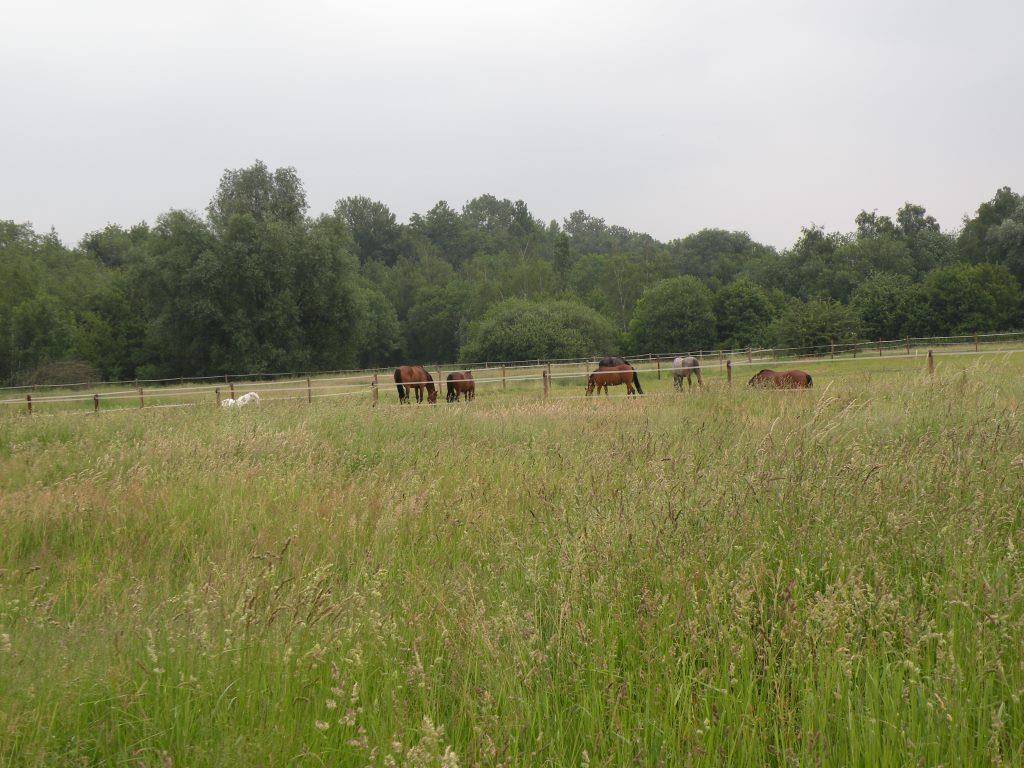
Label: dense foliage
xmin=2 ymin=162 xmax=1023 ymax=382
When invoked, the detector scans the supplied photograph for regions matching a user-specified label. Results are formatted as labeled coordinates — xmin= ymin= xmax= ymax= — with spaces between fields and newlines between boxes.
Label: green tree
xmin=207 ymin=160 xmax=307 ymax=229
xmin=352 ymin=283 xmax=402 ymax=368
xmin=850 ymin=272 xmax=916 ymax=340
xmin=666 ymin=229 xmax=777 ymax=284
xmin=768 ymin=298 xmax=863 ymax=352
xmin=10 ymin=295 xmax=73 ymax=375
xmin=986 ymin=201 xmax=1024 ymax=284
xmin=713 ymin=279 xmax=774 ymax=349
xmin=628 ymin=276 xmax=716 ymax=354
xmin=958 ymin=187 xmax=1022 ymax=266
xmin=922 ymin=263 xmax=1021 ymax=334
xmin=334 ymin=196 xmax=403 ymax=266
xmin=406 ymin=284 xmax=472 ymax=363
xmin=460 ymin=298 xmax=616 ymax=363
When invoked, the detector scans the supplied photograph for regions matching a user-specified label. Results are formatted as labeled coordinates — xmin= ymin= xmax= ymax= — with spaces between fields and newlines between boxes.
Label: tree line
xmin=2 ymin=161 xmax=1023 ymax=384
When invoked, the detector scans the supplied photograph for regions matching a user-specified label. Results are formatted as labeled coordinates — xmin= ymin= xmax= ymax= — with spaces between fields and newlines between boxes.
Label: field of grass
xmin=2 ymin=353 xmax=1023 ymax=766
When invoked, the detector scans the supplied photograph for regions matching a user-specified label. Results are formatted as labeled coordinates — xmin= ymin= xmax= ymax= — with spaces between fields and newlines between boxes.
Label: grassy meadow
xmin=2 ymin=353 xmax=1023 ymax=766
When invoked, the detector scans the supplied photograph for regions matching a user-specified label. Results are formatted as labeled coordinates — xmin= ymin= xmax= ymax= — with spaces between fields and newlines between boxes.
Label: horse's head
xmin=427 ymin=388 xmax=438 ymax=404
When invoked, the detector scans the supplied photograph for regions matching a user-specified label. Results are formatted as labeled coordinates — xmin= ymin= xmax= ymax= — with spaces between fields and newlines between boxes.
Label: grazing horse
xmin=586 ymin=362 xmax=644 ymax=396
xmin=672 ymin=355 xmax=703 ymax=390
xmin=446 ymin=371 xmax=475 ymax=402
xmin=394 ymin=365 xmax=438 ymax=404
xmin=748 ymin=369 xmax=813 ymax=389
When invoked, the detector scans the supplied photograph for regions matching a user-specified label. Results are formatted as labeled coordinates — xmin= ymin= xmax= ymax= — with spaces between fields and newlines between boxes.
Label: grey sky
xmin=3 ymin=0 xmax=1023 ymax=249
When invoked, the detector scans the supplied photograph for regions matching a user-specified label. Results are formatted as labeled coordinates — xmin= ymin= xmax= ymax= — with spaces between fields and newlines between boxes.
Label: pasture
xmin=2 ymin=353 xmax=1023 ymax=766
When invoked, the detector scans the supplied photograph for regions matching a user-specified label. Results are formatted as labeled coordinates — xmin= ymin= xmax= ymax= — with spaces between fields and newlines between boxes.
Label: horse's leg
xmin=696 ymin=370 xmax=704 ymax=388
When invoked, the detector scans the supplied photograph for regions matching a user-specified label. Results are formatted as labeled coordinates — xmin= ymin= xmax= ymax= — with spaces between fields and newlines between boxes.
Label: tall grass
xmin=1 ymin=356 xmax=1022 ymax=766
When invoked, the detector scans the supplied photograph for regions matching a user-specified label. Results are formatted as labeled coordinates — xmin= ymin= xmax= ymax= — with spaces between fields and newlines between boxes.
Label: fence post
xmin=726 ymin=359 xmax=732 ymax=385
xmin=26 ymin=394 xmax=32 ymax=415
xmin=928 ymin=349 xmax=934 ymax=375
xmin=93 ymin=393 xmax=99 ymax=413
xmin=138 ymin=388 xmax=144 ymax=409
xmin=719 ymin=350 xmax=724 ymax=369
xmin=877 ymin=339 xmax=882 ymax=357
xmin=542 ymin=370 xmax=549 ymax=398
xmin=974 ymin=333 xmax=979 ymax=352
xmin=905 ymin=337 xmax=910 ymax=355
xmin=229 ymin=382 xmax=235 ymax=400
xmin=656 ymin=357 xmax=661 ymax=379
xmin=306 ymin=377 xmax=312 ymax=403
xmin=372 ymin=376 xmax=379 ymax=407
xmin=215 ymin=387 xmax=221 ymax=406
xmin=830 ymin=341 xmax=835 ymax=360
xmin=747 ymin=347 xmax=752 ymax=364
xmin=502 ymin=366 xmax=506 ymax=391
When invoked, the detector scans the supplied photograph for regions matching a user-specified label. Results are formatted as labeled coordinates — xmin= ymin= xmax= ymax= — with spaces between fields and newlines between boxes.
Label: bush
xmin=768 ymin=298 xmax=863 ymax=353
xmin=459 ymin=298 xmax=617 ymax=362
xmin=628 ymin=276 xmax=716 ymax=354
xmin=16 ymin=360 xmax=100 ymax=386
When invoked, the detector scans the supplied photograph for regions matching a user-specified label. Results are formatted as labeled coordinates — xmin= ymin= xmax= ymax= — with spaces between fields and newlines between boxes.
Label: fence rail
xmin=4 ymin=332 xmax=1022 ymax=416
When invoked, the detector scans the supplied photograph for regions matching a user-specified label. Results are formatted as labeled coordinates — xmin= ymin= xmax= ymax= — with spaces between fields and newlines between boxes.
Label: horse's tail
xmin=394 ymin=369 xmax=405 ymax=400
xmin=632 ymin=368 xmax=644 ymax=395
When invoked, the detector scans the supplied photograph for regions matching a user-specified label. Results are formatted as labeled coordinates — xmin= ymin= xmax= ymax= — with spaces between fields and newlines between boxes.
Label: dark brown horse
xmin=748 ymin=369 xmax=813 ymax=389
xmin=394 ymin=365 xmax=438 ymax=404
xmin=446 ymin=371 xmax=475 ymax=402
xmin=586 ymin=362 xmax=644 ymax=396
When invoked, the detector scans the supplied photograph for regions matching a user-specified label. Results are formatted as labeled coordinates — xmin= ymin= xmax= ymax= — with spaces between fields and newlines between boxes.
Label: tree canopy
xmin=2 ymin=162 xmax=1022 ymax=384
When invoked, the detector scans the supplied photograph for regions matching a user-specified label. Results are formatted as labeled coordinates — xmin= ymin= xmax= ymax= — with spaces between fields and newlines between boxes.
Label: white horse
xmin=672 ymin=356 xmax=703 ymax=390
xmin=221 ymin=391 xmax=261 ymax=408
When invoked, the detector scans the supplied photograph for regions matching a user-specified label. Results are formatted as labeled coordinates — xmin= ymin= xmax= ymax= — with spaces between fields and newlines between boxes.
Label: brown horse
xmin=748 ymin=369 xmax=813 ymax=389
xmin=586 ymin=362 xmax=644 ymax=396
xmin=394 ymin=365 xmax=438 ymax=404
xmin=446 ymin=371 xmax=475 ymax=402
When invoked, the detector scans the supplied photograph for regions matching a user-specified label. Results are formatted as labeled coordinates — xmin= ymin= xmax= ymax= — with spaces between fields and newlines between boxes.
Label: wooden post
xmin=905 ymin=337 xmax=910 ymax=355
xmin=830 ymin=341 xmax=835 ymax=360
xmin=853 ymin=344 xmax=858 ymax=359
xmin=747 ymin=347 xmax=752 ymax=364
xmin=974 ymin=333 xmax=979 ymax=352
xmin=93 ymin=393 xmax=99 ymax=413
xmin=542 ymin=370 xmax=549 ymax=398
xmin=928 ymin=349 xmax=934 ymax=375
xmin=215 ymin=387 xmax=221 ymax=405
xmin=306 ymin=377 xmax=312 ymax=404
xmin=877 ymin=339 xmax=882 ymax=357
xmin=138 ymin=388 xmax=144 ymax=409
xmin=726 ymin=359 xmax=732 ymax=385
xmin=502 ymin=366 xmax=506 ymax=391
xmin=26 ymin=394 xmax=32 ymax=415
xmin=719 ymin=350 xmax=723 ymax=369
xmin=224 ymin=373 xmax=229 ymax=384
xmin=656 ymin=357 xmax=661 ymax=379
xmin=229 ymin=382 xmax=235 ymax=400
xmin=372 ymin=378 xmax=379 ymax=407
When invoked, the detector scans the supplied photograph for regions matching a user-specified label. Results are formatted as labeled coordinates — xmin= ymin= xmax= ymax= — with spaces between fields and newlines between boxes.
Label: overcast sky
xmin=3 ymin=0 xmax=1023 ymax=249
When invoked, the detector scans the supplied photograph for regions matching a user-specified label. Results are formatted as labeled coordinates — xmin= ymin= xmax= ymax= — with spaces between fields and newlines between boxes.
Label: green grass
xmin=1 ymin=354 xmax=1023 ymax=766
